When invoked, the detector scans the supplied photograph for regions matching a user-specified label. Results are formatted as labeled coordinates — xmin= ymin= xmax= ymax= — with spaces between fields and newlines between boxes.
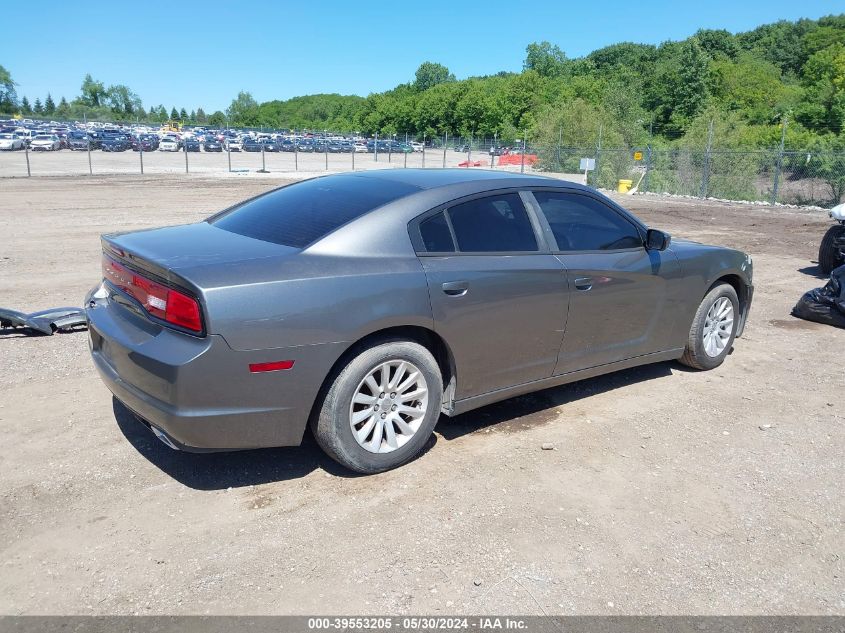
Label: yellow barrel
xmin=617 ymin=179 xmax=633 ymax=193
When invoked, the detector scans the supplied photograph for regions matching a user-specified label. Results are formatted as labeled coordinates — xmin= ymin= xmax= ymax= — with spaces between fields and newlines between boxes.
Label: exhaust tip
xmin=150 ymin=425 xmax=180 ymax=451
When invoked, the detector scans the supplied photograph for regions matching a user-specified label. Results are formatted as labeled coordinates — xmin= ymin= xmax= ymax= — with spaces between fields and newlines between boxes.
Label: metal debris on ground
xmin=0 ymin=306 xmax=87 ymax=336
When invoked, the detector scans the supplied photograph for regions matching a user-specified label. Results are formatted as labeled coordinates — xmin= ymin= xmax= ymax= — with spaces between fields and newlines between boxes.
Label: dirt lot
xmin=0 ymin=173 xmax=842 ymax=615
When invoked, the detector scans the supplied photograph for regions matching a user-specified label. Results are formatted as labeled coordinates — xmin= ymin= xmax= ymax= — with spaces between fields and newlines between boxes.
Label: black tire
xmin=679 ymin=283 xmax=739 ymax=371
xmin=818 ymin=224 xmax=845 ymax=274
xmin=311 ymin=340 xmax=443 ymax=474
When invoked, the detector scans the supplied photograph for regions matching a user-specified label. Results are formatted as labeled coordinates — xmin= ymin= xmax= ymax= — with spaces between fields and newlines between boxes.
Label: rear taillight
xmin=102 ymin=254 xmax=203 ymax=333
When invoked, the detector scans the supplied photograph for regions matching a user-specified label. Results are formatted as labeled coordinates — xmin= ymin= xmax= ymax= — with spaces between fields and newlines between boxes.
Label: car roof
xmin=347 ymin=168 xmax=585 ymax=192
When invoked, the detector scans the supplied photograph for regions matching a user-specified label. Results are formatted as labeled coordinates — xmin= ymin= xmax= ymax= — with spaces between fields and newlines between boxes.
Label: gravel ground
xmin=0 ymin=174 xmax=842 ymax=615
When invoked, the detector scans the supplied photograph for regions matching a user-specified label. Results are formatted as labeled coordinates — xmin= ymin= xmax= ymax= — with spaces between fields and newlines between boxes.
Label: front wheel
xmin=818 ymin=224 xmax=845 ymax=274
xmin=679 ymin=283 xmax=739 ymax=371
xmin=311 ymin=340 xmax=443 ymax=474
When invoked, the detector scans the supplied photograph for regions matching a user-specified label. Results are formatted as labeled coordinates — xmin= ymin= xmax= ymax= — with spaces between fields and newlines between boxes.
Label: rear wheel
xmin=311 ymin=340 xmax=443 ymax=474
xmin=679 ymin=283 xmax=739 ymax=371
xmin=818 ymin=224 xmax=845 ymax=274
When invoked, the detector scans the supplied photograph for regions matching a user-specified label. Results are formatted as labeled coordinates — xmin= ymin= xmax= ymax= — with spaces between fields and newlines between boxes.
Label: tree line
xmin=2 ymin=13 xmax=844 ymax=152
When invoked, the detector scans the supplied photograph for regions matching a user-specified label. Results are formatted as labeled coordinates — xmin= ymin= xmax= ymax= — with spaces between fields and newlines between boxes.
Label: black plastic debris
xmin=792 ymin=264 xmax=845 ymax=329
xmin=0 ymin=306 xmax=87 ymax=336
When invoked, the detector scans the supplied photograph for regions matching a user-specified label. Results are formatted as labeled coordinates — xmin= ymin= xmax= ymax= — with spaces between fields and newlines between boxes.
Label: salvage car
xmin=203 ymin=138 xmax=223 ymax=152
xmin=159 ymin=137 xmax=181 ymax=152
xmin=818 ymin=203 xmax=845 ymax=274
xmin=30 ymin=134 xmax=61 ymax=151
xmin=86 ymin=170 xmax=753 ymax=473
xmin=0 ymin=133 xmax=24 ymax=150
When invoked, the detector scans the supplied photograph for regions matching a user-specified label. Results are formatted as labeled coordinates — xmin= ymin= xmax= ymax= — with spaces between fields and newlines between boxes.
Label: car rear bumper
xmin=86 ymin=283 xmax=340 ymax=451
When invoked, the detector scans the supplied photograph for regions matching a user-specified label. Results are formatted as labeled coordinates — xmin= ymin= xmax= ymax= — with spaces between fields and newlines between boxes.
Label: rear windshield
xmin=209 ymin=174 xmax=420 ymax=248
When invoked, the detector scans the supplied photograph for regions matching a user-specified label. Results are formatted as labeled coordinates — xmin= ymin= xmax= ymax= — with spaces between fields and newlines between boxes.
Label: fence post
xmin=351 ymin=145 xmax=355 ymax=170
xmin=325 ymin=143 xmax=328 ymax=170
xmin=643 ymin=144 xmax=652 ymax=194
xmin=227 ymin=145 xmax=231 ymax=172
xmin=557 ymin=125 xmax=562 ymax=171
xmin=139 ymin=143 xmax=144 ymax=175
xmin=443 ymin=132 xmax=447 ymax=168
xmin=87 ymin=138 xmax=92 ymax=176
xmin=593 ymin=124 xmax=603 ymax=187
xmin=422 ymin=133 xmax=425 ymax=168
xmin=467 ymin=133 xmax=472 ymax=165
xmin=374 ymin=132 xmax=379 ymax=162
xmin=520 ymin=133 xmax=526 ymax=174
xmin=260 ymin=144 xmax=266 ymax=173
xmin=295 ymin=144 xmax=298 ymax=171
xmin=184 ymin=143 xmax=189 ymax=174
xmin=771 ymin=115 xmax=788 ymax=206
xmin=24 ymin=142 xmax=31 ymax=177
xmin=700 ymin=119 xmax=714 ymax=198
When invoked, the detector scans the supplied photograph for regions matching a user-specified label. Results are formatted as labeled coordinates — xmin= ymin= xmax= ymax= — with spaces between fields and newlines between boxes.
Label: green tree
xmin=709 ymin=53 xmax=799 ymax=124
xmin=226 ymin=91 xmax=259 ymax=126
xmin=170 ymin=107 xmax=179 ymax=120
xmin=20 ymin=96 xmax=31 ymax=114
xmin=523 ymin=41 xmax=567 ymax=77
xmin=33 ymin=97 xmax=43 ymax=114
xmin=196 ymin=107 xmax=207 ymax=124
xmin=189 ymin=109 xmax=197 ymax=123
xmin=80 ymin=73 xmax=106 ymax=107
xmin=0 ymin=64 xmax=17 ymax=113
xmin=208 ymin=111 xmax=226 ymax=127
xmin=646 ymin=39 xmax=711 ymax=136
xmin=106 ymin=85 xmax=141 ymax=115
xmin=796 ymin=42 xmax=845 ymax=132
xmin=44 ymin=93 xmax=55 ymax=114
xmin=413 ymin=62 xmax=455 ymax=92
xmin=56 ymin=96 xmax=70 ymax=118
xmin=179 ymin=107 xmax=187 ymax=121
xmin=695 ymin=29 xmax=739 ymax=59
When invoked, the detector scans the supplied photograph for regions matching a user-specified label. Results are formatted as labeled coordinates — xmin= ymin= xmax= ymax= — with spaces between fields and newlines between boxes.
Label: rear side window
xmin=210 ymin=174 xmax=419 ymax=248
xmin=418 ymin=212 xmax=455 ymax=252
xmin=533 ymin=191 xmax=642 ymax=251
xmin=446 ymin=193 xmax=537 ymax=253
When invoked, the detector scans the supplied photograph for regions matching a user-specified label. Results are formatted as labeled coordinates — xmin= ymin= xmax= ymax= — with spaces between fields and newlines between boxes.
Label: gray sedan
xmin=86 ymin=170 xmax=753 ymax=473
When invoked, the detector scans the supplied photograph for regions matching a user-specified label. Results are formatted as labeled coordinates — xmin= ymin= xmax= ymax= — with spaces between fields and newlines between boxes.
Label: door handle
xmin=442 ymin=281 xmax=469 ymax=296
xmin=574 ymin=277 xmax=593 ymax=291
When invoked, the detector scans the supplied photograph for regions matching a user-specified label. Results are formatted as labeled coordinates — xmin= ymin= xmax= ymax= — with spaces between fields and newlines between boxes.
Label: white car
xmin=30 ymin=135 xmax=61 ymax=151
xmin=0 ymin=133 xmax=24 ymax=150
xmin=224 ymin=139 xmax=242 ymax=152
xmin=159 ymin=137 xmax=181 ymax=152
xmin=410 ymin=142 xmax=424 ymax=152
xmin=353 ymin=142 xmax=368 ymax=153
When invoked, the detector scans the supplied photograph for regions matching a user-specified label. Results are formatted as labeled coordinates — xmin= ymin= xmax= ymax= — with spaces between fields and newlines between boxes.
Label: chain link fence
xmin=3 ymin=131 xmax=844 ymax=208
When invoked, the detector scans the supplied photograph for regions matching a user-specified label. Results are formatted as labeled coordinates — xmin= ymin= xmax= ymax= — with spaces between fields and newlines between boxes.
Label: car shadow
xmin=437 ymin=361 xmax=674 ymax=440
xmin=797 ymin=264 xmax=828 ymax=279
xmin=113 ymin=396 xmax=438 ymax=490
xmin=115 ymin=362 xmax=674 ymax=489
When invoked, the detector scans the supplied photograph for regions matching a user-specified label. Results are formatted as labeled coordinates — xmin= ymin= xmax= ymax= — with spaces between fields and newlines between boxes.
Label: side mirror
xmin=646 ymin=228 xmax=671 ymax=251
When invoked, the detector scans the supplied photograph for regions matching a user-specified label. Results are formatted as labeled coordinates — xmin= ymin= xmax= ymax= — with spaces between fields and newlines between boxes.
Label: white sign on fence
xmin=579 ymin=157 xmax=595 ymax=171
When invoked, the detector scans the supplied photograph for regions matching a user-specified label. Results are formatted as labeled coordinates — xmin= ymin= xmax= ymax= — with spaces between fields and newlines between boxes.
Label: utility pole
xmin=771 ymin=114 xmax=788 ymax=206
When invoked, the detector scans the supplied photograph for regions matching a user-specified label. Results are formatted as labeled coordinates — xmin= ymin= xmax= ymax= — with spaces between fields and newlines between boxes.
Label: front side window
xmin=446 ymin=193 xmax=537 ymax=253
xmin=533 ymin=191 xmax=642 ymax=251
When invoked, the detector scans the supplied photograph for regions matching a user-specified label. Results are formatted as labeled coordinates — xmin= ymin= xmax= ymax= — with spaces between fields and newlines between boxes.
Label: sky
xmin=1 ymin=0 xmax=840 ymax=113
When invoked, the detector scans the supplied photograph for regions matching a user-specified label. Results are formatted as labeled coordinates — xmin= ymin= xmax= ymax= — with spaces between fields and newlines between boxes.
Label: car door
xmin=527 ymin=188 xmax=682 ymax=375
xmin=411 ymin=191 xmax=569 ymax=400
